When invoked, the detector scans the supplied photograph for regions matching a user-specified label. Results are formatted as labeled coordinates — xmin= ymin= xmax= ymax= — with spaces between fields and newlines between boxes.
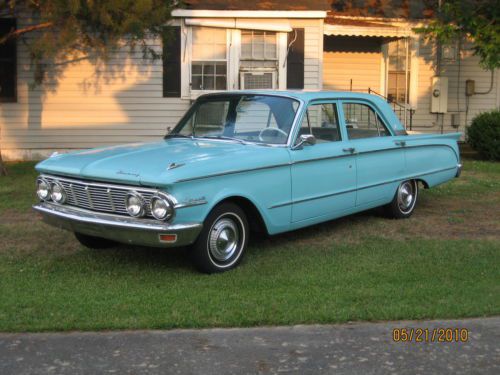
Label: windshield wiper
xmin=164 ymin=133 xmax=193 ymax=139
xmin=200 ymin=135 xmax=248 ymax=145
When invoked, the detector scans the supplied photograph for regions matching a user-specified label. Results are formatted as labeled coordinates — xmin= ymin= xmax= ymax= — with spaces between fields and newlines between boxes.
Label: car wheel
xmin=384 ymin=179 xmax=418 ymax=219
xmin=74 ymin=232 xmax=116 ymax=249
xmin=191 ymin=202 xmax=249 ymax=274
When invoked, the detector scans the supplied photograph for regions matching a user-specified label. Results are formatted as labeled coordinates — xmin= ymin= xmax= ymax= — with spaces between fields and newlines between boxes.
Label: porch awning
xmin=324 ymin=18 xmax=412 ymax=38
xmin=184 ymin=18 xmax=292 ymax=32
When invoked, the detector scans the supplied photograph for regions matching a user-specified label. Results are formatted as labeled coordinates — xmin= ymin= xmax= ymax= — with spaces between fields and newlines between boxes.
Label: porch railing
xmin=368 ymin=88 xmax=415 ymax=130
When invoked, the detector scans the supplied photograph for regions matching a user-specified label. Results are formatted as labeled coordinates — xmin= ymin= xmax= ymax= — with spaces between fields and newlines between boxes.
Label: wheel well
xmin=216 ymin=196 xmax=268 ymax=235
xmin=415 ymin=178 xmax=429 ymax=189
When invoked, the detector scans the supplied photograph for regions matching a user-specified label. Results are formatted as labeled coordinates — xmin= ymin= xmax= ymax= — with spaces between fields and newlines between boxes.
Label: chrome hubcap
xmin=398 ymin=181 xmax=415 ymax=212
xmin=209 ymin=218 xmax=239 ymax=262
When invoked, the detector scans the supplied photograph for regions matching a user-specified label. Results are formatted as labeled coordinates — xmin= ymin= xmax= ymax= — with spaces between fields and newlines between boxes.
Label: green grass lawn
xmin=0 ymin=160 xmax=499 ymax=332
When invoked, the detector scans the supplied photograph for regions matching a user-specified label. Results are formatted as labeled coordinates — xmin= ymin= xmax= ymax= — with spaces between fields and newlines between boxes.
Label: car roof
xmin=200 ymin=90 xmax=384 ymax=104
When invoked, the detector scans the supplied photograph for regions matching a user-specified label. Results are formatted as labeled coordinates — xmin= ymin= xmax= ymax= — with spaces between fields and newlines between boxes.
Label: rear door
xmin=340 ymin=100 xmax=405 ymax=207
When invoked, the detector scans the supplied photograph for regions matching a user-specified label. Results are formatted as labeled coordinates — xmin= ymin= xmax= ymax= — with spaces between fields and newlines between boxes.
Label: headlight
xmin=50 ymin=181 xmax=67 ymax=204
xmin=36 ymin=177 xmax=51 ymax=201
xmin=150 ymin=193 xmax=174 ymax=221
xmin=125 ymin=191 xmax=145 ymax=217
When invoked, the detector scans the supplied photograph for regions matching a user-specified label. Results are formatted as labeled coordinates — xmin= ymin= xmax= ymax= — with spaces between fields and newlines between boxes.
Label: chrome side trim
xmin=175 ymin=144 xmax=458 ymax=184
xmin=292 ymin=143 xmax=459 ymax=165
xmin=268 ymin=166 xmax=458 ymax=209
xmin=175 ymin=162 xmax=291 ymax=183
xmin=174 ymin=199 xmax=208 ymax=209
xmin=456 ymin=163 xmax=463 ymax=178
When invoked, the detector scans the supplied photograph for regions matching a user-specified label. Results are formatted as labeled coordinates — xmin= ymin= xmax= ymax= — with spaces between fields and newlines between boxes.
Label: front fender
xmin=170 ymin=166 xmax=292 ymax=235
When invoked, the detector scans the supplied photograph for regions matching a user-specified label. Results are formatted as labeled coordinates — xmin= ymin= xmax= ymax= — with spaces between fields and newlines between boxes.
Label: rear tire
xmin=191 ymin=202 xmax=249 ymax=274
xmin=74 ymin=232 xmax=116 ymax=249
xmin=384 ymin=179 xmax=418 ymax=219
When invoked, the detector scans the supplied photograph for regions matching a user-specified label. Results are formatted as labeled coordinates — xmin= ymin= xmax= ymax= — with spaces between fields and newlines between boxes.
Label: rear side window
xmin=342 ymin=103 xmax=391 ymax=139
xmin=298 ymin=103 xmax=341 ymax=143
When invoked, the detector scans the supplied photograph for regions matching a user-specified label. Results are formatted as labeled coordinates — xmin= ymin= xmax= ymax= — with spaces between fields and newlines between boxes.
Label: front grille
xmin=43 ymin=175 xmax=156 ymax=217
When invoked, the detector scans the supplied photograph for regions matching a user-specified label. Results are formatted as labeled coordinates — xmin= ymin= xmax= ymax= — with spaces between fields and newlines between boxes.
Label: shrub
xmin=466 ymin=110 xmax=500 ymax=161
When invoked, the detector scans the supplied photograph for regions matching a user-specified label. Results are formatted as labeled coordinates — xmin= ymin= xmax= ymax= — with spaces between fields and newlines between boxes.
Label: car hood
xmin=36 ymin=139 xmax=290 ymax=187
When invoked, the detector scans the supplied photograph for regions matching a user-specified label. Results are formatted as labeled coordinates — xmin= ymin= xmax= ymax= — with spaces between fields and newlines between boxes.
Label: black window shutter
xmin=0 ymin=18 xmax=17 ymax=102
xmin=286 ymin=28 xmax=304 ymax=90
xmin=163 ymin=26 xmax=181 ymax=98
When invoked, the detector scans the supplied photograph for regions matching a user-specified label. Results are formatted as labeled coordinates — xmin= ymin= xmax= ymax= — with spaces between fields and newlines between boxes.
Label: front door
xmin=340 ymin=100 xmax=406 ymax=207
xmin=290 ymin=101 xmax=356 ymax=222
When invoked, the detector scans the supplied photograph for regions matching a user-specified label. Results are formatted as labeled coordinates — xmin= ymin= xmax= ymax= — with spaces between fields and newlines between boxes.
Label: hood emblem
xmin=167 ymin=162 xmax=185 ymax=170
xmin=116 ymin=170 xmax=140 ymax=177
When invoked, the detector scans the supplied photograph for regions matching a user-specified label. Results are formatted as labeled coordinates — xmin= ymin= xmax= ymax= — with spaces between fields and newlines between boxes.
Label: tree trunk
xmin=0 ymin=121 xmax=7 ymax=176
xmin=0 ymin=148 xmax=7 ymax=176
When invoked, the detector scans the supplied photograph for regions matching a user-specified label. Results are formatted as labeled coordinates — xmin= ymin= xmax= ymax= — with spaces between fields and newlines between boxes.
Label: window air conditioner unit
xmin=240 ymin=70 xmax=277 ymax=90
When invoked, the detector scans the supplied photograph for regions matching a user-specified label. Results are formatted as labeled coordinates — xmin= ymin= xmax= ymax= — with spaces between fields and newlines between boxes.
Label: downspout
xmin=283 ymin=29 xmax=297 ymax=68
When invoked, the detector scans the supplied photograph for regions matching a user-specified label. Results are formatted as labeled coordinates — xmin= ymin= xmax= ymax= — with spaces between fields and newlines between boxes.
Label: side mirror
xmin=293 ymin=134 xmax=316 ymax=150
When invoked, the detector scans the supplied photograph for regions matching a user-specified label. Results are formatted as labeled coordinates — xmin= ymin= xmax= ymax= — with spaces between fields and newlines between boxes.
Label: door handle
xmin=395 ymin=141 xmax=406 ymax=147
xmin=342 ymin=147 xmax=356 ymax=154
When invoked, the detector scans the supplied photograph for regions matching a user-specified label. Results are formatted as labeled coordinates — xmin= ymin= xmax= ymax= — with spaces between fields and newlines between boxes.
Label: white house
xmin=1 ymin=0 xmax=498 ymax=160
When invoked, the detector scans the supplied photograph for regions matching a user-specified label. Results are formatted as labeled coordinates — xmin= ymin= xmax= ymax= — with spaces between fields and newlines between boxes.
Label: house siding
xmin=320 ymin=34 xmax=499 ymax=135
xmin=404 ymin=38 xmax=498 ymax=134
xmin=1 ymin=17 xmax=323 ymax=160
xmin=2 ymin=14 xmax=499 ymax=160
xmin=0 ymin=18 xmax=189 ymax=160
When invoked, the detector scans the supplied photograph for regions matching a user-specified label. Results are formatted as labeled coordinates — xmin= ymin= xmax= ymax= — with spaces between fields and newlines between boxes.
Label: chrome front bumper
xmin=33 ymin=202 xmax=203 ymax=248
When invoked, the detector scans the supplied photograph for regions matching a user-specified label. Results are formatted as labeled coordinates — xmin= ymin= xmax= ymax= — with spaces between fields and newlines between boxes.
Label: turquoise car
xmin=34 ymin=91 xmax=462 ymax=273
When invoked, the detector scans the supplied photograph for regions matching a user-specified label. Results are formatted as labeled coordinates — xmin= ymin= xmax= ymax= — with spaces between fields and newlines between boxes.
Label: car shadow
xmin=82 ymin=209 xmax=383 ymax=272
xmin=85 ymin=244 xmax=196 ymax=273
xmin=249 ymin=208 xmax=383 ymax=248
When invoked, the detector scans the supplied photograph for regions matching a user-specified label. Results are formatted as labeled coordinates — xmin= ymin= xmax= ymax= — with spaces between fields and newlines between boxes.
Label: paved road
xmin=1 ymin=317 xmax=499 ymax=374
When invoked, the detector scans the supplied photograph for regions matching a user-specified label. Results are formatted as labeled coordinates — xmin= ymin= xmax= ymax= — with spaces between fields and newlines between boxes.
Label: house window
xmin=241 ymin=30 xmax=277 ymax=60
xmin=0 ymin=18 xmax=17 ymax=102
xmin=387 ymin=38 xmax=410 ymax=104
xmin=441 ymin=42 xmax=457 ymax=61
xmin=240 ymin=30 xmax=278 ymax=89
xmin=191 ymin=27 xmax=227 ymax=91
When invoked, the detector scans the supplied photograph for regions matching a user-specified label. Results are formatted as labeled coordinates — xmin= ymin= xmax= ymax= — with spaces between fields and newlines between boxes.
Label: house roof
xmin=328 ymin=0 xmax=435 ymax=19
xmin=183 ymin=1 xmax=435 ymax=19
xmin=183 ymin=1 xmax=330 ymax=11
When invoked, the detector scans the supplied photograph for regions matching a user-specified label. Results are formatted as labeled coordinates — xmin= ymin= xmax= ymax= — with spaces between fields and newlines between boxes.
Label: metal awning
xmin=324 ymin=18 xmax=412 ymax=38
xmin=184 ymin=18 xmax=292 ymax=32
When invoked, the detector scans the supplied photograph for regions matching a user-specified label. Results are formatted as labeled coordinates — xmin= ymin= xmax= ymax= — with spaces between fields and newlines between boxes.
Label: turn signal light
xmin=159 ymin=234 xmax=177 ymax=243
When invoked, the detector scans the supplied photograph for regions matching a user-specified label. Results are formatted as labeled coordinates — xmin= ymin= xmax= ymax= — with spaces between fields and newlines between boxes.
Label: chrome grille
xmin=43 ymin=175 xmax=156 ymax=217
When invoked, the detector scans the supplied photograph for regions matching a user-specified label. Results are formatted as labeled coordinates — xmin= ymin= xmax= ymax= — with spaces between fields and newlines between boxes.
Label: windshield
xmin=170 ymin=94 xmax=300 ymax=145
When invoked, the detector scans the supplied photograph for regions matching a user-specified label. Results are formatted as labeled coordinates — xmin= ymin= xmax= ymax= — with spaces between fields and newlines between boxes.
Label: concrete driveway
xmin=1 ymin=317 xmax=499 ymax=374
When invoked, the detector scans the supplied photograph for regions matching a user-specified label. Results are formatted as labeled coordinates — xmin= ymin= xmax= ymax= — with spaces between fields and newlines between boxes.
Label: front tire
xmin=74 ymin=232 xmax=116 ymax=249
xmin=384 ymin=180 xmax=419 ymax=219
xmin=191 ymin=202 xmax=249 ymax=274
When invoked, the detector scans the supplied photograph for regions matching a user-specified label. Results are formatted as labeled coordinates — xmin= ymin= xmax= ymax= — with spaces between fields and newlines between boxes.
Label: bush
xmin=466 ymin=110 xmax=500 ymax=161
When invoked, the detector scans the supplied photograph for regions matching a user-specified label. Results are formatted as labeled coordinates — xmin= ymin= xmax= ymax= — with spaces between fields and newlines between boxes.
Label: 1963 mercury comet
xmin=34 ymin=91 xmax=462 ymax=273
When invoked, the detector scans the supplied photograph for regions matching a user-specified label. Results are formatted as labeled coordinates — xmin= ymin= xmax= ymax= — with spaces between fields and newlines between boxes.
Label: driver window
xmin=342 ymin=102 xmax=391 ymax=139
xmin=299 ymin=103 xmax=341 ymax=143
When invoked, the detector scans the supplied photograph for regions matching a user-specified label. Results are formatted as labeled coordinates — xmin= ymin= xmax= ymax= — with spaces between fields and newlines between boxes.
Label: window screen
xmin=0 ymin=18 xmax=16 ymax=102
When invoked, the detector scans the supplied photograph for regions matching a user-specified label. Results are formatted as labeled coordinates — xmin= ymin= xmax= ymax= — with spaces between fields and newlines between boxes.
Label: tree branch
xmin=0 ymin=22 xmax=53 ymax=44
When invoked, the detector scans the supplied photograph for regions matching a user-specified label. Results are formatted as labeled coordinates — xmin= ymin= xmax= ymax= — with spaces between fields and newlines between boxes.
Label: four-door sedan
xmin=34 ymin=91 xmax=462 ymax=273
